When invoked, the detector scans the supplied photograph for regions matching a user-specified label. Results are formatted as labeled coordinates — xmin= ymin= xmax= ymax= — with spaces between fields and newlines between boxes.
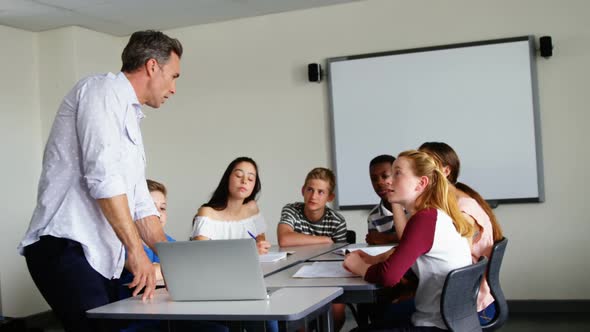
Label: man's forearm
xmin=97 ymin=194 xmax=144 ymax=255
xmin=136 ymin=215 xmax=167 ymax=253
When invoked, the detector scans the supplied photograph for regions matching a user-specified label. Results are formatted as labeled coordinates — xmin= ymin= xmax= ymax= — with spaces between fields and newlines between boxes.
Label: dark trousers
xmin=24 ymin=236 xmax=121 ymax=332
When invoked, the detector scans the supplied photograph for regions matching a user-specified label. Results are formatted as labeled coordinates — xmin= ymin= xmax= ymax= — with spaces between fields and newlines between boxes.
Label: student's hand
xmin=127 ymin=249 xmax=157 ymax=301
xmin=343 ymin=251 xmax=371 ymax=277
xmin=354 ymin=250 xmax=380 ymax=265
xmin=256 ymin=240 xmax=271 ymax=255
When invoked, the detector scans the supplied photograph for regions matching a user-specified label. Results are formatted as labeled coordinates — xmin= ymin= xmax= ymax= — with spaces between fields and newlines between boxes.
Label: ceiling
xmin=0 ymin=0 xmax=361 ymax=36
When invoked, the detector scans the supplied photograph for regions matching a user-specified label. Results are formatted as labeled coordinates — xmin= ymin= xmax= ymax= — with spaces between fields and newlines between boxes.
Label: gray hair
xmin=121 ymin=30 xmax=183 ymax=72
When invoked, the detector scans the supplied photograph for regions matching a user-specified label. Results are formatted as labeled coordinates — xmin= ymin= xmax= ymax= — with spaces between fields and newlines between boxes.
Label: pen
xmin=345 ymin=249 xmax=351 ymax=255
xmin=247 ymin=230 xmax=257 ymax=240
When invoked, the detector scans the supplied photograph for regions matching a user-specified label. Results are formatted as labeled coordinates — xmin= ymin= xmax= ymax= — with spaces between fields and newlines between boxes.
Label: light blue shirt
xmin=18 ymin=72 xmax=158 ymax=279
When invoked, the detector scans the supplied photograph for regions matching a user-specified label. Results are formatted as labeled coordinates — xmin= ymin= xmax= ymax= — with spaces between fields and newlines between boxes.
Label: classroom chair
xmin=482 ymin=237 xmax=509 ymax=331
xmin=346 ymin=230 xmax=356 ymax=244
xmin=440 ymin=256 xmax=488 ymax=332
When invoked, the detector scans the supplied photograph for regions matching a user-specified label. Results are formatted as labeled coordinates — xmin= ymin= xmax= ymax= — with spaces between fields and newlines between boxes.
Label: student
xmin=119 ymin=180 xmax=227 ymax=332
xmin=191 ymin=157 xmax=271 ymax=255
xmin=344 ymin=150 xmax=473 ymax=331
xmin=191 ymin=157 xmax=276 ymax=332
xmin=363 ymin=155 xmax=415 ymax=326
xmin=365 ymin=154 xmax=405 ymax=245
xmin=277 ymin=167 xmax=347 ymax=246
xmin=418 ymin=142 xmax=504 ymax=325
xmin=119 ymin=179 xmax=175 ymax=290
xmin=277 ymin=167 xmax=347 ymax=331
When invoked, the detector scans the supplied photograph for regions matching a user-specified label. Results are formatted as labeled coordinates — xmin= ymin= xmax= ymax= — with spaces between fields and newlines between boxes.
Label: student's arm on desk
xmin=365 ymin=230 xmax=399 ymax=245
xmin=97 ymin=195 xmax=157 ymax=300
xmin=277 ymin=224 xmax=333 ymax=247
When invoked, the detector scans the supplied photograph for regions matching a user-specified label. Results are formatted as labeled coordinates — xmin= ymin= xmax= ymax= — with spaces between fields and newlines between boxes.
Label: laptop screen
xmin=156 ymin=239 xmax=268 ymax=301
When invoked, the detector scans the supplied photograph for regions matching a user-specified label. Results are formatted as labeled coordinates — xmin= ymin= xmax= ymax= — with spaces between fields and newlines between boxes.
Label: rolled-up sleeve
xmin=77 ymin=82 xmax=127 ymax=199
xmin=134 ymin=178 xmax=159 ymax=221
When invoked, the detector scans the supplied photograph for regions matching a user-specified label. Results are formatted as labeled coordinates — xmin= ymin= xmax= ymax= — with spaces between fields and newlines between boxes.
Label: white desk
xmin=263 ymin=262 xmax=381 ymax=304
xmin=88 ymin=287 xmax=343 ymax=332
xmin=261 ymin=243 xmax=348 ymax=276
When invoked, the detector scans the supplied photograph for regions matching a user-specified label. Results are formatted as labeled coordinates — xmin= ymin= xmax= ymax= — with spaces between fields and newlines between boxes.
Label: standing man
xmin=18 ymin=30 xmax=182 ymax=331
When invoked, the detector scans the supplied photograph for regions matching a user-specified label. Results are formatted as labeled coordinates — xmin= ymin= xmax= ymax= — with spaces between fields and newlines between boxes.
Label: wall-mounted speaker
xmin=308 ymin=63 xmax=322 ymax=82
xmin=539 ymin=36 xmax=553 ymax=58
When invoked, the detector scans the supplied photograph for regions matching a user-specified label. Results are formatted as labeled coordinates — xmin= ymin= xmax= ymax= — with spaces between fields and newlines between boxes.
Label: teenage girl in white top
xmin=191 ymin=157 xmax=271 ymax=254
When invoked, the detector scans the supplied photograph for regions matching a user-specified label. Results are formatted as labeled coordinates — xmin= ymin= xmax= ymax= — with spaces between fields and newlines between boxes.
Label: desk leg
xmin=317 ymin=305 xmax=333 ymax=332
xmin=280 ymin=303 xmax=332 ymax=332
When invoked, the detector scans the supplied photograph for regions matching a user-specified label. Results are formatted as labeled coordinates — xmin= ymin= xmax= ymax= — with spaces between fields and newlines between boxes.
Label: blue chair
xmin=441 ymin=257 xmax=488 ymax=332
xmin=482 ymin=237 xmax=509 ymax=331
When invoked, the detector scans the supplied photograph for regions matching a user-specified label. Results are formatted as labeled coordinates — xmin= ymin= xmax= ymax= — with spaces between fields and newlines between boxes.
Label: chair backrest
xmin=441 ymin=256 xmax=488 ymax=332
xmin=482 ymin=237 xmax=509 ymax=331
xmin=346 ymin=230 xmax=356 ymax=244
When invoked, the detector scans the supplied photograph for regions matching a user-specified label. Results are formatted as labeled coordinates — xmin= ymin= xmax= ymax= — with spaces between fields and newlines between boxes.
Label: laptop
xmin=156 ymin=239 xmax=268 ymax=301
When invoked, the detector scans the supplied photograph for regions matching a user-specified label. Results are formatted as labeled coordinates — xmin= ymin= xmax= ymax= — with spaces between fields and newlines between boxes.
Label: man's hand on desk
xmin=127 ymin=248 xmax=157 ymax=301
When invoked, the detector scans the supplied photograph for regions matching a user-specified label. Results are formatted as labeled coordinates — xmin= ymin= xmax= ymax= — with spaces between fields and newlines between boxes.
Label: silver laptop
xmin=156 ymin=239 xmax=268 ymax=301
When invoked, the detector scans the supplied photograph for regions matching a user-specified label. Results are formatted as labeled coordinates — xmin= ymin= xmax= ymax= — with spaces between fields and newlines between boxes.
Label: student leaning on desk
xmin=17 ymin=30 xmax=183 ymax=332
xmin=366 ymin=154 xmax=406 ymax=245
xmin=344 ymin=150 xmax=473 ymax=331
xmin=277 ymin=167 xmax=348 ymax=332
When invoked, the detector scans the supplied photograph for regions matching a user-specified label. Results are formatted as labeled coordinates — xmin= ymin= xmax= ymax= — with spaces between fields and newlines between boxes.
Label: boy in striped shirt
xmin=277 ymin=167 xmax=347 ymax=331
xmin=278 ymin=167 xmax=347 ymax=246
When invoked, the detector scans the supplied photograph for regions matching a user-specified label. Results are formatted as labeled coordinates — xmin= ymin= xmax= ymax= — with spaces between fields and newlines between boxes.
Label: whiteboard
xmin=327 ymin=36 xmax=544 ymax=209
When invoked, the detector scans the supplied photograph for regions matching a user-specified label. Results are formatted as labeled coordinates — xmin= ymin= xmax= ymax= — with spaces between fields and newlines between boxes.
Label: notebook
xmin=333 ymin=244 xmax=396 ymax=256
xmin=156 ymin=239 xmax=268 ymax=301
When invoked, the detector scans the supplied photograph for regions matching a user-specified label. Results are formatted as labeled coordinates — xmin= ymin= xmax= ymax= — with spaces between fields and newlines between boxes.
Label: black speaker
xmin=539 ymin=36 xmax=553 ymax=58
xmin=308 ymin=63 xmax=322 ymax=82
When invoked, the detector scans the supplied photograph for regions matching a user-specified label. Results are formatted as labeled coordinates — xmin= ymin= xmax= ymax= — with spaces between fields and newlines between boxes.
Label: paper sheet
xmin=292 ymin=262 xmax=359 ymax=278
xmin=333 ymin=245 xmax=396 ymax=256
xmin=258 ymin=252 xmax=288 ymax=263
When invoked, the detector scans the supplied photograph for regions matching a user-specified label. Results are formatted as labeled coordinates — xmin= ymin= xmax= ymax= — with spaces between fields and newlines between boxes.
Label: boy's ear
xmin=301 ymin=185 xmax=305 ymax=197
xmin=327 ymin=192 xmax=335 ymax=203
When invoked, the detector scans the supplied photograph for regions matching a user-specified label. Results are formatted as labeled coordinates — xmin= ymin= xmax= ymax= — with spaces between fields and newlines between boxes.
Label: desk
xmin=88 ymin=287 xmax=343 ymax=332
xmin=261 ymin=243 xmax=348 ymax=276
xmin=263 ymin=263 xmax=381 ymax=304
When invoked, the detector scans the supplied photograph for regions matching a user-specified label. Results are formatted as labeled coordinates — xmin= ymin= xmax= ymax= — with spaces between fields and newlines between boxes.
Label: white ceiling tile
xmin=0 ymin=0 xmax=362 ymax=36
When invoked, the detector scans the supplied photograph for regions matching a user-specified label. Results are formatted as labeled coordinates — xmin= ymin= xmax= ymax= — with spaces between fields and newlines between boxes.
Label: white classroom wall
xmin=1 ymin=0 xmax=589 ymax=317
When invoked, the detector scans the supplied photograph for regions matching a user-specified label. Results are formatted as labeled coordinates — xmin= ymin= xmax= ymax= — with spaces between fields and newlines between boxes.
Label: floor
xmin=13 ymin=308 xmax=590 ymax=331
xmin=340 ymin=307 xmax=590 ymax=332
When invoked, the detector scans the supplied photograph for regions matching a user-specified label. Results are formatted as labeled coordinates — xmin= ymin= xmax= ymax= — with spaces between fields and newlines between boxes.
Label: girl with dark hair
xmin=190 ymin=157 xmax=271 ymax=255
xmin=418 ymin=141 xmax=503 ymax=325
